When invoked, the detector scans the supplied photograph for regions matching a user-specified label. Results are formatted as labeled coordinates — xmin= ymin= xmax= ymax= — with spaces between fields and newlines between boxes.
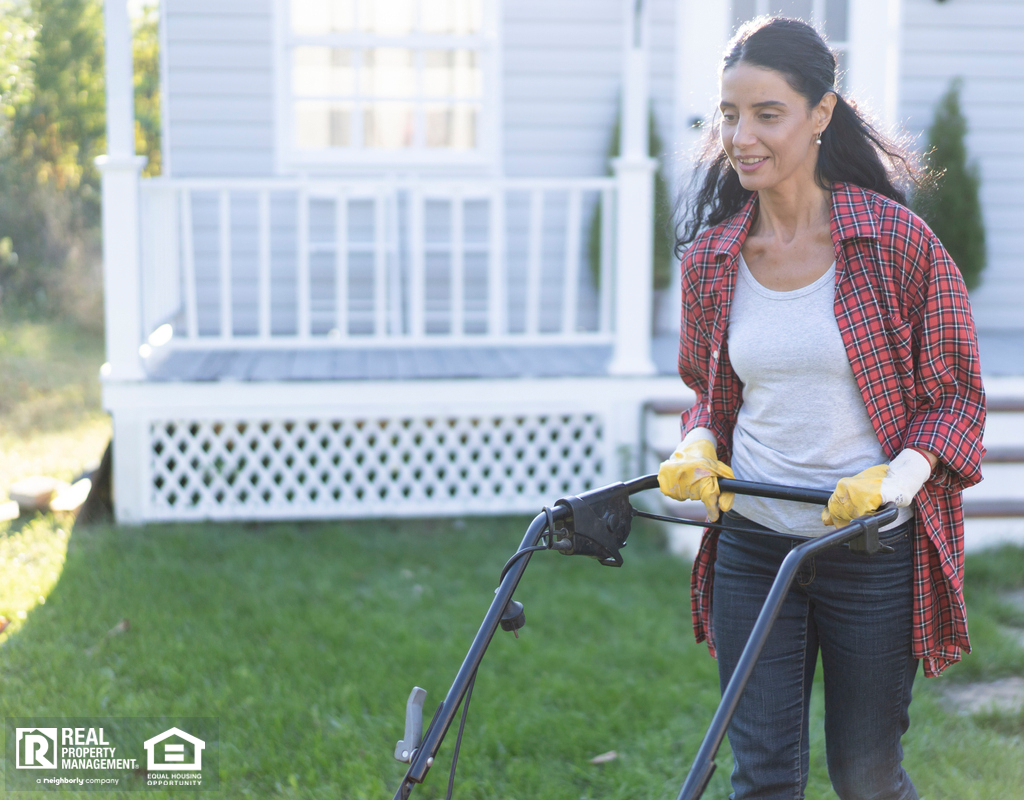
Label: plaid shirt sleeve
xmin=677 ymin=210 xmax=752 ymax=656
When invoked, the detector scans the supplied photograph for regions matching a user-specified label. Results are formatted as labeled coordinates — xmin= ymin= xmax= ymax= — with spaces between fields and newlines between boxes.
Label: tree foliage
xmin=917 ymin=78 xmax=986 ymax=291
xmin=12 ymin=0 xmax=106 ymax=192
xmin=0 ymin=0 xmax=161 ymax=324
xmin=133 ymin=2 xmax=161 ymax=177
xmin=587 ymin=106 xmax=674 ymax=293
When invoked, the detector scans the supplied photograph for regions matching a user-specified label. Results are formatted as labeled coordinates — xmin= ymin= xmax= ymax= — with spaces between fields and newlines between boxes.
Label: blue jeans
xmin=712 ymin=511 xmax=919 ymax=800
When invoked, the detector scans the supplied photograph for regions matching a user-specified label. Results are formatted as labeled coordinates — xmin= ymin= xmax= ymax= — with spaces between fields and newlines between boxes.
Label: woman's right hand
xmin=658 ymin=438 xmax=735 ymax=522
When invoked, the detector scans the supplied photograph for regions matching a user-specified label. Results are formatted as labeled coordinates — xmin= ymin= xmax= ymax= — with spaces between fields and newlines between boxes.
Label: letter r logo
xmin=15 ymin=728 xmax=58 ymax=769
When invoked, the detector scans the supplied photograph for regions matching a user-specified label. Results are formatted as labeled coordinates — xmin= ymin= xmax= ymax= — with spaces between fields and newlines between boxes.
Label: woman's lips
xmin=736 ymin=156 xmax=768 ymax=172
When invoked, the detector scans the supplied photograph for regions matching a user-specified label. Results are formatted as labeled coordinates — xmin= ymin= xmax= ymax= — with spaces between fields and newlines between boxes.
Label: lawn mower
xmin=389 ymin=473 xmax=898 ymax=800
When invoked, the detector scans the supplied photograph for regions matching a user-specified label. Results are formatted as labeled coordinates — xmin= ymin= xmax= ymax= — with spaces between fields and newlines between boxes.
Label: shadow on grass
xmin=1 ymin=516 xmax=1022 ymax=799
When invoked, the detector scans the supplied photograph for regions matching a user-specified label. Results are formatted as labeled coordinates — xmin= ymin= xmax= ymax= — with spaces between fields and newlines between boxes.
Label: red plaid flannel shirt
xmin=678 ymin=182 xmax=986 ymax=678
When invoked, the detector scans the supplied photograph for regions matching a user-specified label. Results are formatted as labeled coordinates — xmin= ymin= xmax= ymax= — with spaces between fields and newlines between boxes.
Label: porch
xmin=100 ymin=167 xmax=688 ymax=524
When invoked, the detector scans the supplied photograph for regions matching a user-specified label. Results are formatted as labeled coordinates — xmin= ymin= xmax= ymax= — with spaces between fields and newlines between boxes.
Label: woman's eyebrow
xmin=718 ymin=100 xmax=788 ymax=109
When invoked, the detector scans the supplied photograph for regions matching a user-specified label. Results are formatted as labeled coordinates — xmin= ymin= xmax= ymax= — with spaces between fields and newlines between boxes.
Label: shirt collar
xmin=829 ymin=182 xmax=880 ymax=242
xmin=710 ymin=181 xmax=880 ymax=259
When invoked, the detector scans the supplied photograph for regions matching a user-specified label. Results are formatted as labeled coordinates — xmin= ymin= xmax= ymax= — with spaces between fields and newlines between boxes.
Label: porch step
xmin=641 ymin=378 xmax=1024 ymax=552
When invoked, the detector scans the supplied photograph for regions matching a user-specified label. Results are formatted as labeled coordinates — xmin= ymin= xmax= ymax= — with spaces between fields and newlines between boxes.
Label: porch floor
xmin=142 ymin=329 xmax=1023 ymax=383
xmin=145 ymin=344 xmax=629 ymax=382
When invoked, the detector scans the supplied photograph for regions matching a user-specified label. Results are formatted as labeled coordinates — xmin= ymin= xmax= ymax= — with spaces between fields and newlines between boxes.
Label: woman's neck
xmin=753 ymin=182 xmax=831 ymax=243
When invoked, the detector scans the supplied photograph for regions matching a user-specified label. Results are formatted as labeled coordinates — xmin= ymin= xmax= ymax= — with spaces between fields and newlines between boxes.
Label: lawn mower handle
xmin=391 ymin=474 xmax=897 ymax=800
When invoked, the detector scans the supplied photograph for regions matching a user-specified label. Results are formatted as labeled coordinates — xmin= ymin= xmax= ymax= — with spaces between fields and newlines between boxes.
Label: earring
xmin=815 ymin=132 xmax=823 ymax=145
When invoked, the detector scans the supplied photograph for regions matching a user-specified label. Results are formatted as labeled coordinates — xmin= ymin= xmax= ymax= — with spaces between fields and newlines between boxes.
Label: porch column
xmin=608 ymin=0 xmax=658 ymax=377
xmin=97 ymin=0 xmax=146 ymax=383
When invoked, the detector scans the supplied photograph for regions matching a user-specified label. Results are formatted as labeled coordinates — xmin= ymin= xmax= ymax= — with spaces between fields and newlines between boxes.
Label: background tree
xmin=133 ymin=2 xmax=161 ymax=177
xmin=916 ymin=78 xmax=986 ymax=291
xmin=588 ymin=106 xmax=674 ymax=294
xmin=0 ymin=0 xmax=161 ymax=325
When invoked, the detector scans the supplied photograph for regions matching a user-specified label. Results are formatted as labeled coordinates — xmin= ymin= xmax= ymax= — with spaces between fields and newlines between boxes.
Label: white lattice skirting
xmin=147 ymin=412 xmax=606 ymax=520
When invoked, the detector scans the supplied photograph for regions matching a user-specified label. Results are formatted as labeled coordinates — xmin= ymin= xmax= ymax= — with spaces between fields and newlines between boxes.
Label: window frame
xmin=732 ymin=0 xmax=850 ymax=67
xmin=273 ymin=0 xmax=501 ymax=174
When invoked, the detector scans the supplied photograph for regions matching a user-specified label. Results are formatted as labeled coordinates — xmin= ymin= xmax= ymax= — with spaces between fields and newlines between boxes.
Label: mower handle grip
xmin=627 ymin=474 xmax=834 ymax=506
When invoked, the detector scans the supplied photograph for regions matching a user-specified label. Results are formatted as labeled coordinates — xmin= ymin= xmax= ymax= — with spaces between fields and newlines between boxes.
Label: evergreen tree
xmin=588 ymin=106 xmax=674 ymax=291
xmin=918 ymin=78 xmax=986 ymax=290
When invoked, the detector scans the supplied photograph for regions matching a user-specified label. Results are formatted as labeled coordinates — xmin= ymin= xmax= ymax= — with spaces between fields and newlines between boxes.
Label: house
xmin=98 ymin=0 xmax=1023 ymax=530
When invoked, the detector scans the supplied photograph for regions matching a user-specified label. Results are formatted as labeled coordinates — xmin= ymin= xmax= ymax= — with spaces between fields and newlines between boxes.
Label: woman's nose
xmin=732 ymin=117 xmax=757 ymax=147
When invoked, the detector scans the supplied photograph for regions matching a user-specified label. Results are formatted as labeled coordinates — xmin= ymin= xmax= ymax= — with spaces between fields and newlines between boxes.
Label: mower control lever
xmin=395 ymin=686 xmax=427 ymax=763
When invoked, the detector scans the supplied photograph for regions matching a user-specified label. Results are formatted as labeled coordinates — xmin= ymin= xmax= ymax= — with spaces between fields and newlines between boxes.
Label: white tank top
xmin=727 ymin=254 xmax=912 ymax=534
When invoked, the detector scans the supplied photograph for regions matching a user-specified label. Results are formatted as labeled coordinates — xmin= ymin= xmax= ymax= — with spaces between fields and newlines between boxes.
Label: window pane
xmin=834 ymin=48 xmax=847 ymax=93
xmin=291 ymin=0 xmax=354 ymax=34
xmin=731 ymin=0 xmax=756 ymax=31
xmin=293 ymin=47 xmax=355 ymax=96
xmin=425 ymin=103 xmax=477 ymax=149
xmin=825 ymin=0 xmax=848 ymax=42
xmin=421 ymin=0 xmax=483 ymax=34
xmin=423 ymin=50 xmax=480 ymax=98
xmin=295 ymin=102 xmax=352 ymax=148
xmin=359 ymin=0 xmax=415 ymax=35
xmin=768 ymin=0 xmax=813 ymax=21
xmin=364 ymin=103 xmax=415 ymax=148
xmin=361 ymin=48 xmax=416 ymax=98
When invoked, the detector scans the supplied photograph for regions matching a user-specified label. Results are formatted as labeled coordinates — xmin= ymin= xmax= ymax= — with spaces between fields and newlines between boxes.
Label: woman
xmin=658 ymin=17 xmax=985 ymax=800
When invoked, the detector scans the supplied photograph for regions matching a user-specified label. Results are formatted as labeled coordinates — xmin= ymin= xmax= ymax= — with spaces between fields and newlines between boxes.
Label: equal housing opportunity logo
xmin=5 ymin=718 xmax=218 ymax=792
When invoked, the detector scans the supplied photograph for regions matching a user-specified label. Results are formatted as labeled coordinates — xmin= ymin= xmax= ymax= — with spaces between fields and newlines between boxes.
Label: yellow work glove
xmin=822 ymin=450 xmax=933 ymax=528
xmin=821 ymin=464 xmax=887 ymax=528
xmin=658 ymin=438 xmax=735 ymax=522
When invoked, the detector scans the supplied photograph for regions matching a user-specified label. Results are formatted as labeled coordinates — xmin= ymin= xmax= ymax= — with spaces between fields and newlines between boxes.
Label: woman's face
xmin=719 ymin=62 xmax=833 ymax=195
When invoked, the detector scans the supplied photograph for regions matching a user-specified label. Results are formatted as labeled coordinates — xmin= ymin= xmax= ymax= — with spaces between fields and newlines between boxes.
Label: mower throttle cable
xmin=496 ymin=506 xmax=570 ymax=585
xmin=445 ymin=669 xmax=477 ymax=800
xmin=631 ymin=507 xmax=815 ymax=542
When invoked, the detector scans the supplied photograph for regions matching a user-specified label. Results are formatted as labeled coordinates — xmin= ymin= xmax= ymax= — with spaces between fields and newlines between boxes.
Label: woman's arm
xmin=903 ymin=234 xmax=987 ymax=492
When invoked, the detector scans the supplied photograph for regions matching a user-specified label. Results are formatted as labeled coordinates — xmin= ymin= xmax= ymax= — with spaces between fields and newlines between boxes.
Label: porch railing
xmin=138 ymin=177 xmax=617 ymax=351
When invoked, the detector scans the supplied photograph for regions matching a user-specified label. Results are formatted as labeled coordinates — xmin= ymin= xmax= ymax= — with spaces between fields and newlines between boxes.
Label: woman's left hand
xmin=822 ymin=450 xmax=934 ymax=528
xmin=822 ymin=465 xmax=888 ymax=528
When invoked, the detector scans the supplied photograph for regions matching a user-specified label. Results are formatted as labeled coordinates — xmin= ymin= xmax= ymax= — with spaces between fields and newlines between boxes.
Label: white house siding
xmin=502 ymin=0 xmax=676 ymax=179
xmin=164 ymin=0 xmax=676 ymax=180
xmin=158 ymin=1 xmax=675 ymax=338
xmin=900 ymin=0 xmax=1024 ymax=330
xmin=164 ymin=0 xmax=275 ymax=177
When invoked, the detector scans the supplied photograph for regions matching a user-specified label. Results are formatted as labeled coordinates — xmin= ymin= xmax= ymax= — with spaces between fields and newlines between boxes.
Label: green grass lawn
xmin=0 ymin=318 xmax=111 ymax=490
xmin=1 ymin=317 xmax=1022 ymax=798
xmin=1 ymin=511 xmax=1022 ymax=799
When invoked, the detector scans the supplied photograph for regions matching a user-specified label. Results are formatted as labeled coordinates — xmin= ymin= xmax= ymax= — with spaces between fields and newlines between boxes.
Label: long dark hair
xmin=675 ymin=17 xmax=925 ymax=253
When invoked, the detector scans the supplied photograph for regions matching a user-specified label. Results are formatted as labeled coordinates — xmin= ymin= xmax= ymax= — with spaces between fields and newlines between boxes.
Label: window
xmin=279 ymin=0 xmax=496 ymax=168
xmin=731 ymin=0 xmax=849 ymax=90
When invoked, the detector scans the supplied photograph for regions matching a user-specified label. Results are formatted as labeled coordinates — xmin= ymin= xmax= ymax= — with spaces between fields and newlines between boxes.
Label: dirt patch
xmin=1001 ymin=588 xmax=1024 ymax=612
xmin=939 ymin=677 xmax=1024 ymax=716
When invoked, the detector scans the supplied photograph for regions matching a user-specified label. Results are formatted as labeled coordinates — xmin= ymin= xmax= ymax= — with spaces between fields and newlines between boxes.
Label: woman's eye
xmin=722 ymin=114 xmax=737 ymax=123
xmin=760 ymin=113 xmax=778 ymax=120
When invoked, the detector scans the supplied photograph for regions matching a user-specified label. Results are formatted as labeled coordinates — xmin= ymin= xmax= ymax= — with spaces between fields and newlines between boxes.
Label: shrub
xmin=917 ymin=78 xmax=986 ymax=291
xmin=588 ymin=105 xmax=674 ymax=292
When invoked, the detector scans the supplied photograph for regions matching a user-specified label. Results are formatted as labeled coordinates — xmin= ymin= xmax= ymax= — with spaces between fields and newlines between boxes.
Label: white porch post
xmin=608 ymin=0 xmax=657 ymax=377
xmin=97 ymin=0 xmax=146 ymax=383
xmin=99 ymin=0 xmax=148 ymax=525
xmin=847 ymin=0 xmax=902 ymax=127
